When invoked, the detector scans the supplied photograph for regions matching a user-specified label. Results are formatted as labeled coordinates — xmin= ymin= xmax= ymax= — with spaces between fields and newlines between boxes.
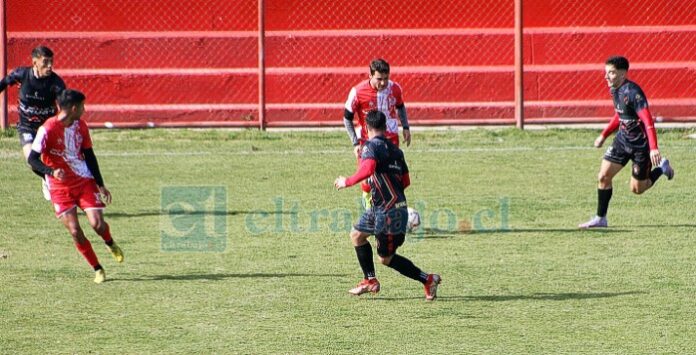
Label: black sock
xmin=354 ymin=243 xmax=375 ymax=279
xmin=597 ymin=188 xmax=613 ymax=218
xmin=105 ymin=239 xmax=114 ymax=247
xmin=387 ymin=254 xmax=428 ymax=284
xmin=649 ymin=167 xmax=663 ymax=184
xmin=32 ymin=169 xmax=45 ymax=179
xmin=94 ymin=264 xmax=103 ymax=271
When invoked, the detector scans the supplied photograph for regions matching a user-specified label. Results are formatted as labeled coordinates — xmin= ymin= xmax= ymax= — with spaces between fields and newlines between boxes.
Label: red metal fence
xmin=2 ymin=0 xmax=695 ymax=129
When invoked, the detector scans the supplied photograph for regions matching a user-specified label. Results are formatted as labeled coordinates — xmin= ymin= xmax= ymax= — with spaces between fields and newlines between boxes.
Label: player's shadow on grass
xmin=416 ymin=227 xmax=631 ymax=238
xmin=371 ymin=291 xmax=646 ymax=302
xmin=106 ymin=209 xmax=296 ymax=218
xmin=116 ymin=272 xmax=348 ymax=282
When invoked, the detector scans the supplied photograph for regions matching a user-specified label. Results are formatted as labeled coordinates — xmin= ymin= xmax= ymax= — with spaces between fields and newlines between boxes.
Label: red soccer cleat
xmin=424 ymin=274 xmax=442 ymax=301
xmin=348 ymin=278 xmax=381 ymax=296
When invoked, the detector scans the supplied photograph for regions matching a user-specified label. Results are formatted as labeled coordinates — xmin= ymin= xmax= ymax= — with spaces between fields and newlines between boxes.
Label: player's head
xmin=369 ymin=58 xmax=390 ymax=92
xmin=31 ymin=46 xmax=54 ymax=78
xmin=57 ymin=89 xmax=86 ymax=123
xmin=366 ymin=110 xmax=387 ymax=137
xmin=605 ymin=56 xmax=629 ymax=89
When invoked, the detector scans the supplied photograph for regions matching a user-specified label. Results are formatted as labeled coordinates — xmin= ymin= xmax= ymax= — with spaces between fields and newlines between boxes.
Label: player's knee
xmin=68 ymin=225 xmax=85 ymax=241
xmin=89 ymin=218 xmax=105 ymax=232
xmin=598 ymin=172 xmax=612 ymax=185
xmin=378 ymin=255 xmax=392 ymax=265
xmin=350 ymin=230 xmax=366 ymax=244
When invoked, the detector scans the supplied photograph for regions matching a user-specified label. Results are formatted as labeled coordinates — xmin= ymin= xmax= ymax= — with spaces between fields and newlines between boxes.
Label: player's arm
xmin=637 ymin=107 xmax=661 ymax=166
xmin=595 ymin=113 xmax=620 ymax=147
xmin=0 ymin=68 xmax=22 ymax=92
xmin=334 ymin=158 xmax=376 ymax=190
xmin=397 ymin=104 xmax=411 ymax=146
xmin=27 ymin=126 xmax=64 ymax=180
xmin=27 ymin=150 xmax=54 ymax=176
xmin=343 ymin=109 xmax=360 ymax=148
xmin=80 ymin=122 xmax=112 ymax=203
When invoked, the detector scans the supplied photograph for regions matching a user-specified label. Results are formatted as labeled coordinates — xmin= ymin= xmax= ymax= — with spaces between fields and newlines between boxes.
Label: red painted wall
xmin=5 ymin=0 xmax=696 ymax=126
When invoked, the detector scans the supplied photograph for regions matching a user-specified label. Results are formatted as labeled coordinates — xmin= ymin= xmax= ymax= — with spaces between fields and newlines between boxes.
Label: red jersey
xmin=345 ymin=79 xmax=404 ymax=145
xmin=31 ymin=117 xmax=95 ymax=189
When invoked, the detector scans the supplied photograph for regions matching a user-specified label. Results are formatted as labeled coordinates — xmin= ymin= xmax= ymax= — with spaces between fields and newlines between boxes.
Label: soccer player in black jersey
xmin=0 ymin=46 xmax=66 ymax=199
xmin=579 ymin=56 xmax=674 ymax=229
xmin=335 ymin=110 xmax=441 ymax=300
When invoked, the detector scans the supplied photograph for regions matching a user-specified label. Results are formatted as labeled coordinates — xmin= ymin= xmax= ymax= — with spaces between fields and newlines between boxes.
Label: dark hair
xmin=369 ymin=58 xmax=390 ymax=75
xmin=32 ymin=46 xmax=54 ymax=58
xmin=366 ymin=110 xmax=386 ymax=130
xmin=606 ymin=56 xmax=629 ymax=71
xmin=57 ymin=89 xmax=86 ymax=109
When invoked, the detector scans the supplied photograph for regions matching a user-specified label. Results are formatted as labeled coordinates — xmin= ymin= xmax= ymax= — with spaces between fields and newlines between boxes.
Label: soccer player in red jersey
xmin=335 ymin=110 xmax=440 ymax=301
xmin=27 ymin=89 xmax=124 ymax=283
xmin=0 ymin=46 xmax=66 ymax=200
xmin=579 ymin=56 xmax=674 ymax=229
xmin=343 ymin=59 xmax=411 ymax=209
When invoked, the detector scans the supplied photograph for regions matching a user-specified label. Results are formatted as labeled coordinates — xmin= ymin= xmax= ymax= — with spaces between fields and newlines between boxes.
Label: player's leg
xmin=375 ymin=208 xmax=441 ymax=300
xmin=348 ymin=210 xmax=380 ymax=295
xmin=81 ymin=182 xmax=123 ymax=263
xmin=19 ymin=130 xmax=50 ymax=200
xmin=580 ymin=142 xmax=626 ymax=229
xmin=59 ymin=208 xmax=105 ymax=283
xmin=631 ymin=151 xmax=674 ymax=194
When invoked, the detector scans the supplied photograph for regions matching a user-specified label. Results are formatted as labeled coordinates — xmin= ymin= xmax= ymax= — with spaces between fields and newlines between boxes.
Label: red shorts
xmin=50 ymin=180 xmax=106 ymax=218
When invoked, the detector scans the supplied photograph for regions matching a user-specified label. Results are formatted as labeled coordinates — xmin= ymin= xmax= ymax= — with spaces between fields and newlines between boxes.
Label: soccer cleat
xmin=41 ymin=179 xmax=51 ymax=201
xmin=578 ymin=216 xmax=608 ymax=229
xmin=348 ymin=278 xmax=380 ymax=296
xmin=108 ymin=243 xmax=124 ymax=263
xmin=94 ymin=269 xmax=106 ymax=284
xmin=362 ymin=191 xmax=372 ymax=210
xmin=660 ymin=158 xmax=674 ymax=180
xmin=424 ymin=274 xmax=441 ymax=301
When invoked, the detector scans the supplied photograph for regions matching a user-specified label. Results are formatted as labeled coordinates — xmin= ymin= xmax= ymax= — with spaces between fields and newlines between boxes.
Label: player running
xmin=27 ymin=89 xmax=124 ymax=283
xmin=579 ymin=56 xmax=674 ymax=229
xmin=343 ymin=58 xmax=411 ymax=210
xmin=0 ymin=46 xmax=66 ymax=200
xmin=335 ymin=110 xmax=440 ymax=301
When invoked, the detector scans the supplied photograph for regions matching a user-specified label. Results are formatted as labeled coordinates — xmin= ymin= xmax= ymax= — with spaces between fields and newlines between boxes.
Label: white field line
xmin=3 ymin=145 xmax=695 ymax=159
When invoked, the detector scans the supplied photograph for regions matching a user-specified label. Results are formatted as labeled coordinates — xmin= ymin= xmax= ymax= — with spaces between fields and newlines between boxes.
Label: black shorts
xmin=603 ymin=137 xmax=651 ymax=180
xmin=353 ymin=207 xmax=408 ymax=257
xmin=17 ymin=126 xmax=38 ymax=146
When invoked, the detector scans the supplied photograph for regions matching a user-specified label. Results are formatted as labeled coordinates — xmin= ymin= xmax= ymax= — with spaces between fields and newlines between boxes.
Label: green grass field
xmin=1 ymin=127 xmax=695 ymax=354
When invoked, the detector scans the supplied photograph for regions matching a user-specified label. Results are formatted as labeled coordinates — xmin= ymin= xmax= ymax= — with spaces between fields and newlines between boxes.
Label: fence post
xmin=0 ymin=0 xmax=8 ymax=131
xmin=514 ymin=0 xmax=524 ymax=129
xmin=257 ymin=0 xmax=266 ymax=130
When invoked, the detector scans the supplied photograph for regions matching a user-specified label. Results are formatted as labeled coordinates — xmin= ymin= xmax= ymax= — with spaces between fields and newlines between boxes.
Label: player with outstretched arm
xmin=335 ymin=110 xmax=440 ymax=300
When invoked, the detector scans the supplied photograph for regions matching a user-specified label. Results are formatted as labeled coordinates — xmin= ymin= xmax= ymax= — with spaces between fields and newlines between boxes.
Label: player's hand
xmin=52 ymin=168 xmax=65 ymax=180
xmin=334 ymin=176 xmax=347 ymax=190
xmin=649 ymin=149 xmax=662 ymax=167
xmin=353 ymin=145 xmax=361 ymax=158
xmin=594 ymin=135 xmax=606 ymax=148
xmin=98 ymin=186 xmax=112 ymax=204
xmin=403 ymin=129 xmax=411 ymax=147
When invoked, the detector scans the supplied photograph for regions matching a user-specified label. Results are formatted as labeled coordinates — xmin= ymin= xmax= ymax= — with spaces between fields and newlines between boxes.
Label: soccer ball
xmin=406 ymin=207 xmax=421 ymax=233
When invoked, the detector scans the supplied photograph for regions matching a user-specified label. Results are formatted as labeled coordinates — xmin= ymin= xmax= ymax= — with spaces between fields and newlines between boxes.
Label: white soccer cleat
xmin=578 ymin=216 xmax=608 ymax=229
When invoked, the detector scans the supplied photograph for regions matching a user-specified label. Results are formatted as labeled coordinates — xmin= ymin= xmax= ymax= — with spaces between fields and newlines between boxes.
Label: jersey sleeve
xmin=344 ymin=87 xmax=357 ymax=114
xmin=80 ymin=120 xmax=93 ymax=149
xmin=0 ymin=67 xmax=25 ymax=91
xmin=31 ymin=126 xmax=48 ymax=153
xmin=631 ymin=87 xmax=649 ymax=112
xmin=360 ymin=141 xmax=377 ymax=160
xmin=52 ymin=75 xmax=67 ymax=94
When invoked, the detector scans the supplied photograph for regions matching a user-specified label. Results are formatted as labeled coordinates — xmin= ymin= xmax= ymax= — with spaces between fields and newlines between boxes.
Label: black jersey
xmin=360 ymin=135 xmax=409 ymax=210
xmin=611 ymin=80 xmax=649 ymax=145
xmin=0 ymin=66 xmax=66 ymax=131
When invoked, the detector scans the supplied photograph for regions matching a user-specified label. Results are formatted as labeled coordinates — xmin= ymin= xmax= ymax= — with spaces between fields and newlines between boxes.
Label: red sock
xmin=75 ymin=239 xmax=100 ymax=269
xmin=361 ymin=181 xmax=371 ymax=193
xmin=98 ymin=223 xmax=113 ymax=244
